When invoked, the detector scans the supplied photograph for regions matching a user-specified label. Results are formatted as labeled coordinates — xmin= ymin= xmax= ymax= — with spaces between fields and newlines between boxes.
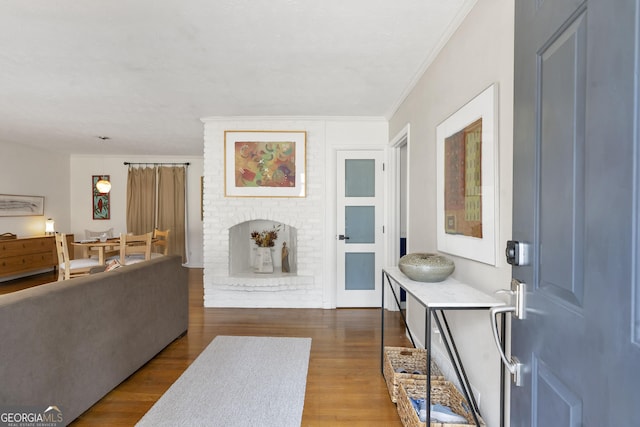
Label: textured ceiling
xmin=0 ymin=0 xmax=475 ymax=156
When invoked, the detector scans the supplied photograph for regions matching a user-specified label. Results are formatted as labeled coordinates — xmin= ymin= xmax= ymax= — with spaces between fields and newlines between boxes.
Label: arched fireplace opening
xmin=229 ymin=219 xmax=297 ymax=275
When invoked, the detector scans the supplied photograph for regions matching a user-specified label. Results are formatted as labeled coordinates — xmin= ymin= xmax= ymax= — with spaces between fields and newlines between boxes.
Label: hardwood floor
xmin=1 ymin=269 xmax=412 ymax=426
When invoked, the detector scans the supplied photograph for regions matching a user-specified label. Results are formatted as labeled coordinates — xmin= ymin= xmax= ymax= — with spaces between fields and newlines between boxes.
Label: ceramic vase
xmin=254 ymin=247 xmax=274 ymax=273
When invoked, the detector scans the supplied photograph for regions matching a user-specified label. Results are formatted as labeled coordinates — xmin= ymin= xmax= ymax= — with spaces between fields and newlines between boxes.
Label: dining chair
xmin=55 ymin=233 xmax=101 ymax=280
xmin=119 ymin=232 xmax=152 ymax=265
xmin=152 ymin=229 xmax=170 ymax=258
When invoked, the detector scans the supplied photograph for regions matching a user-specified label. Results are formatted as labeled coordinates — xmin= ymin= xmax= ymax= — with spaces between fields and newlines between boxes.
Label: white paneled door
xmin=336 ymin=150 xmax=384 ymax=307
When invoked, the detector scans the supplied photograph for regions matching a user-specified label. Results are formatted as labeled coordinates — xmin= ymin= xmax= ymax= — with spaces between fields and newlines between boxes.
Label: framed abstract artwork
xmin=92 ymin=175 xmax=110 ymax=219
xmin=436 ymin=83 xmax=499 ymax=265
xmin=224 ymin=130 xmax=306 ymax=197
xmin=0 ymin=194 xmax=44 ymax=217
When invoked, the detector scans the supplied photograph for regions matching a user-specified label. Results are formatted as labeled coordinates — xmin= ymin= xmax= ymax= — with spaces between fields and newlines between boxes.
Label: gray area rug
xmin=136 ymin=335 xmax=312 ymax=427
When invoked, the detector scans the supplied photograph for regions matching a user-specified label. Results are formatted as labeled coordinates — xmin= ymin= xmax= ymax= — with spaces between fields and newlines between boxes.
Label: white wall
xmin=388 ymin=0 xmax=514 ymax=426
xmin=69 ymin=155 xmax=204 ymax=267
xmin=0 ymin=141 xmax=70 ymax=238
xmin=324 ymin=119 xmax=390 ymax=307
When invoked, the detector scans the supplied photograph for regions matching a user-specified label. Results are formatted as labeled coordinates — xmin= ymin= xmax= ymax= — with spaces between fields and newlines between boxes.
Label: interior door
xmin=336 ymin=150 xmax=384 ymax=307
xmin=511 ymin=0 xmax=640 ymax=425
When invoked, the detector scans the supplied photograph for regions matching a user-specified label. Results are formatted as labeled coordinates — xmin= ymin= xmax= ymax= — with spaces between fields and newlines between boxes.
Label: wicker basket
xmin=383 ymin=346 xmax=444 ymax=403
xmin=396 ymin=378 xmax=486 ymax=427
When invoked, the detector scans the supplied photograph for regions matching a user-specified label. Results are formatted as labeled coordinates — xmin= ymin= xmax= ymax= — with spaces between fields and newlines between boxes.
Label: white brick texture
xmin=203 ymin=119 xmax=326 ymax=308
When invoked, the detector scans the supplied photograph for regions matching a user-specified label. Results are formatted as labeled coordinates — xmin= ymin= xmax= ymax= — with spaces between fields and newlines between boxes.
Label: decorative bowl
xmin=398 ymin=253 xmax=455 ymax=282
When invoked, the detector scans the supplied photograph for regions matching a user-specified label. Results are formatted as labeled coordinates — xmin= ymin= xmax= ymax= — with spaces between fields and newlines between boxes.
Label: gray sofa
xmin=0 ymin=255 xmax=188 ymax=425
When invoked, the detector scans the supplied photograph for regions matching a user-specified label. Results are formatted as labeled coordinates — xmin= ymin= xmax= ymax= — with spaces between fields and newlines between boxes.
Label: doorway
xmin=388 ymin=125 xmax=410 ymax=309
xmin=335 ymin=150 xmax=384 ymax=307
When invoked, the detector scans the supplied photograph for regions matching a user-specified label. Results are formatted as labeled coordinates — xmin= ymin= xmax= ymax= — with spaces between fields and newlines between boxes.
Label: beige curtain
xmin=126 ymin=167 xmax=156 ymax=234
xmin=157 ymin=166 xmax=186 ymax=262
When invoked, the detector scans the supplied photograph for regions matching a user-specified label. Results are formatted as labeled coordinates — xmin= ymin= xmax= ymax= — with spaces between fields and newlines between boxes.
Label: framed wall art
xmin=224 ymin=130 xmax=306 ymax=197
xmin=436 ymin=83 xmax=499 ymax=265
xmin=92 ymin=175 xmax=110 ymax=219
xmin=0 ymin=194 xmax=44 ymax=217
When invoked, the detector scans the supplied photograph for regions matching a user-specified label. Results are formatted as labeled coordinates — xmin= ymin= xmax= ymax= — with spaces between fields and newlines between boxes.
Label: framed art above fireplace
xmin=224 ymin=130 xmax=306 ymax=198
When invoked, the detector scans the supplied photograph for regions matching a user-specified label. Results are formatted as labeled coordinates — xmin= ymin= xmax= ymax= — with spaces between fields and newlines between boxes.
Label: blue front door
xmin=511 ymin=0 xmax=640 ymax=425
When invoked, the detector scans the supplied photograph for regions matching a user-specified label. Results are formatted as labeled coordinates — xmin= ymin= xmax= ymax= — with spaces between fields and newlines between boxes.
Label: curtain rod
xmin=123 ymin=162 xmax=190 ymax=166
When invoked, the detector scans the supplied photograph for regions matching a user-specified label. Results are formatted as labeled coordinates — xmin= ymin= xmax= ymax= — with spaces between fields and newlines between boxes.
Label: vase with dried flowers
xmin=250 ymin=225 xmax=280 ymax=248
xmin=251 ymin=225 xmax=280 ymax=273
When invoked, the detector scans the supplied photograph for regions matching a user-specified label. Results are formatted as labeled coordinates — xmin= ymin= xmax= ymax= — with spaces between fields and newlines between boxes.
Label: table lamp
xmin=45 ymin=218 xmax=55 ymax=235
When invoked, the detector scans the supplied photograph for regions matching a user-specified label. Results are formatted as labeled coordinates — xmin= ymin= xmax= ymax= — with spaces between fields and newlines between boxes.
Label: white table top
xmin=383 ymin=266 xmax=506 ymax=309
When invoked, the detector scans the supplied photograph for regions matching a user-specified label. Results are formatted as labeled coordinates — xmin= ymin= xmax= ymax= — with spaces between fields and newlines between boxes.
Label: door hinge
xmin=382 ymin=162 xmax=385 ymax=171
xmin=382 ymin=225 xmax=385 ymax=233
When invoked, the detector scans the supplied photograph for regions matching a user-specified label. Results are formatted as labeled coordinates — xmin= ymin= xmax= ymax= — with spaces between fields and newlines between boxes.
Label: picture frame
xmin=224 ymin=130 xmax=307 ymax=197
xmin=436 ymin=83 xmax=499 ymax=265
xmin=0 ymin=194 xmax=44 ymax=217
xmin=92 ymin=175 xmax=111 ymax=220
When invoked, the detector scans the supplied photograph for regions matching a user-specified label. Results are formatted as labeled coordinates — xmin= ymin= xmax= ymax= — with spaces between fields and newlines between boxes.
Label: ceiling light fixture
xmin=95 ymin=136 xmax=112 ymax=193
xmin=96 ymin=177 xmax=111 ymax=193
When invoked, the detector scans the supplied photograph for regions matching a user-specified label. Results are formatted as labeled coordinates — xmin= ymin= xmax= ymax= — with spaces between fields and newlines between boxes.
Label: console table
xmin=0 ymin=234 xmax=74 ymax=278
xmin=381 ymin=267 xmax=505 ymax=426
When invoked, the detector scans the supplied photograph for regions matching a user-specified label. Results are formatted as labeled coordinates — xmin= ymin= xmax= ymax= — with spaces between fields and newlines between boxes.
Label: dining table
xmin=72 ymin=237 xmax=160 ymax=265
xmin=71 ymin=238 xmax=121 ymax=265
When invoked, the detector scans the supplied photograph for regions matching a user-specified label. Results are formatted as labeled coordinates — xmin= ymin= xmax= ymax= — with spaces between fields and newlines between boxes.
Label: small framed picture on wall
xmin=92 ymin=175 xmax=110 ymax=220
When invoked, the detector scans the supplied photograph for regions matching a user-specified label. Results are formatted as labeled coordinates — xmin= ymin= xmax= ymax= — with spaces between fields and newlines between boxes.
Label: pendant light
xmin=95 ymin=136 xmax=111 ymax=193
xmin=96 ymin=177 xmax=112 ymax=193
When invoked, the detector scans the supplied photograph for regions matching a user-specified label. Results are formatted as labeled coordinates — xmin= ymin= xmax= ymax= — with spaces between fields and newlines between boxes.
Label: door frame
xmin=336 ymin=150 xmax=385 ymax=307
xmin=385 ymin=124 xmax=411 ymax=310
xmin=325 ymin=144 xmax=389 ymax=308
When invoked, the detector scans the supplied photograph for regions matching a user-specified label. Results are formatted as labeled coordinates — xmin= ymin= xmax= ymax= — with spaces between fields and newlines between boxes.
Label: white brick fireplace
xmin=201 ymin=117 xmax=388 ymax=308
xmin=202 ymin=119 xmax=326 ymax=308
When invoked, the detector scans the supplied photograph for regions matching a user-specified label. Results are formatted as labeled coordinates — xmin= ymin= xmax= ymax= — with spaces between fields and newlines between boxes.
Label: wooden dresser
xmin=0 ymin=234 xmax=74 ymax=278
